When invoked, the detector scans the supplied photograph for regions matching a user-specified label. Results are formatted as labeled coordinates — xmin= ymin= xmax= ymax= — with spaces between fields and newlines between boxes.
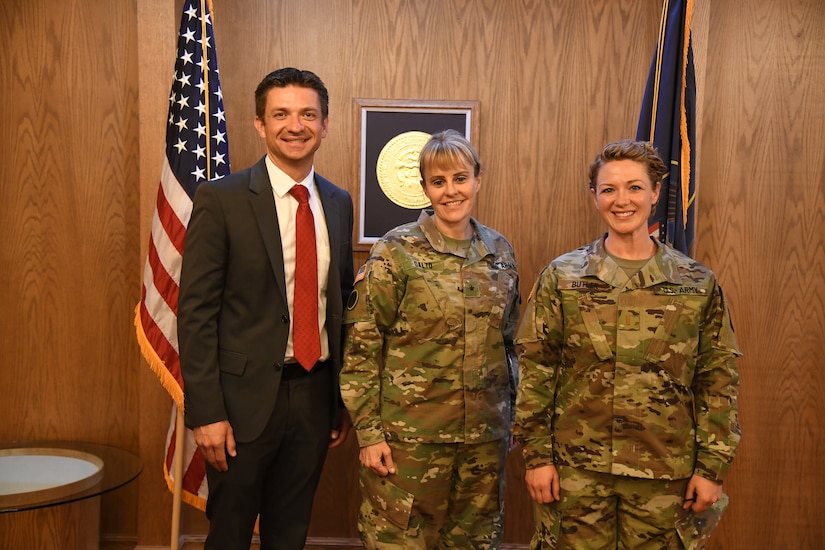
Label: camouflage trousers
xmin=530 ymin=466 xmax=691 ymax=550
xmin=357 ymin=438 xmax=508 ymax=549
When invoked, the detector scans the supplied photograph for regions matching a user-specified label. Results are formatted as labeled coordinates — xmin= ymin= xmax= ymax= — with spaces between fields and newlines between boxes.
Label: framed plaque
xmin=354 ymin=99 xmax=479 ymax=249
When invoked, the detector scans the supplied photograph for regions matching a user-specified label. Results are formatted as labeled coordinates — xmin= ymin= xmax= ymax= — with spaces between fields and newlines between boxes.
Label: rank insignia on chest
xmin=464 ymin=282 xmax=480 ymax=298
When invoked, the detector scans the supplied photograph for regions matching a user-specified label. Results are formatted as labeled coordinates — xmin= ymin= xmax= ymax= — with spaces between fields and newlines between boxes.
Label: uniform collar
xmin=584 ymin=234 xmax=684 ymax=288
xmin=416 ymin=209 xmax=495 ymax=261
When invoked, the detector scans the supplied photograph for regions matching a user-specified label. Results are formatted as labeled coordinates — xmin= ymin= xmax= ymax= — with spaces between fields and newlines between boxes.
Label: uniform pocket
xmin=643 ymin=297 xmax=701 ymax=383
xmin=575 ymin=292 xmax=613 ymax=361
xmin=529 ymin=502 xmax=562 ymax=550
xmin=674 ymin=493 xmax=729 ymax=550
xmin=487 ymin=270 xmax=518 ymax=330
xmin=359 ymin=468 xmax=414 ymax=531
xmin=400 ymin=272 xmax=450 ymax=344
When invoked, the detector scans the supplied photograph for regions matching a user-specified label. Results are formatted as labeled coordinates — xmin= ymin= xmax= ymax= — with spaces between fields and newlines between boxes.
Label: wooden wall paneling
xmin=3 ymin=0 xmax=821 ymax=546
xmin=462 ymin=0 xmax=517 ymax=242
xmin=698 ymin=0 xmax=825 ymax=547
xmin=136 ymin=0 xmax=181 ymax=544
xmin=0 ymin=0 xmax=141 ymax=540
xmin=0 ymin=495 xmax=101 ymax=550
xmin=214 ymin=0 xmax=359 ymax=175
xmin=502 ymin=1 xmax=661 ymax=297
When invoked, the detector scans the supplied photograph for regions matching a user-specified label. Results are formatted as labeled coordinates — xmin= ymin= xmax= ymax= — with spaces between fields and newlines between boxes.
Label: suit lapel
xmin=248 ymin=158 xmax=288 ymax=305
xmin=316 ymin=175 xmax=343 ymax=290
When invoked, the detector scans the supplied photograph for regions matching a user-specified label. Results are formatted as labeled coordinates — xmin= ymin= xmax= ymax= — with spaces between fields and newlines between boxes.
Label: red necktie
xmin=289 ymin=185 xmax=321 ymax=371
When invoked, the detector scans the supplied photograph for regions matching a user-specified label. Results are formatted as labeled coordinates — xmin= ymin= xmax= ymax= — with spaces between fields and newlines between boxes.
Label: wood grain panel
xmin=2 ymin=0 xmax=823 ymax=546
xmin=497 ymin=0 xmax=660 ymax=300
xmin=0 ymin=0 xmax=141 ymax=538
xmin=0 ymin=495 xmax=100 ymax=550
xmin=698 ymin=0 xmax=825 ymax=546
xmin=135 ymin=0 xmax=182 ymax=545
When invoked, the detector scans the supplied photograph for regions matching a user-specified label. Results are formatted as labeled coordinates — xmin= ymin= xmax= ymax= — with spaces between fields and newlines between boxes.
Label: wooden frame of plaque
xmin=353 ymin=98 xmax=479 ymax=250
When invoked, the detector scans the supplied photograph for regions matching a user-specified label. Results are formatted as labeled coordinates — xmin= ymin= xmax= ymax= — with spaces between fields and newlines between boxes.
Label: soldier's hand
xmin=683 ymin=474 xmax=723 ymax=513
xmin=194 ymin=420 xmax=236 ymax=472
xmin=525 ymin=464 xmax=560 ymax=504
xmin=359 ymin=441 xmax=396 ymax=476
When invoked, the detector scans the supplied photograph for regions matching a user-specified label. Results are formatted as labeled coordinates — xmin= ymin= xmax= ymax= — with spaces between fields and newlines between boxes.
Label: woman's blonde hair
xmin=418 ymin=129 xmax=481 ymax=182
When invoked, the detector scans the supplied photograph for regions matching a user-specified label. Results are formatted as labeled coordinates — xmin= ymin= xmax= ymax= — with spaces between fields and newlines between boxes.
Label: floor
xmin=183 ymin=542 xmax=362 ymax=550
xmin=99 ymin=538 xmax=363 ymax=549
xmin=101 ymin=537 xmax=528 ymax=549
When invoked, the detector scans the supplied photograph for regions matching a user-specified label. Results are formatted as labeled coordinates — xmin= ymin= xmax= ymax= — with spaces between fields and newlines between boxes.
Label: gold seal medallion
xmin=376 ymin=131 xmax=432 ymax=209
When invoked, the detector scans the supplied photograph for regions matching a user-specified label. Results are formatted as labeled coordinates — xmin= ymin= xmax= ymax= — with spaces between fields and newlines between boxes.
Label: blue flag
xmin=636 ymin=0 xmax=696 ymax=256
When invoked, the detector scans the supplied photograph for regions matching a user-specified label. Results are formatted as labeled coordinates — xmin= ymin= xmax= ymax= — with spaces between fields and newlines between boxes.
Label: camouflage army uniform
xmin=514 ymin=236 xmax=741 ymax=549
xmin=341 ymin=209 xmax=520 ymax=549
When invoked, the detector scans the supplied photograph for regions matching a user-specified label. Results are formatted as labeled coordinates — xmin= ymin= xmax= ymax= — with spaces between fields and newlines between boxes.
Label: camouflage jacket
xmin=514 ymin=236 xmax=741 ymax=482
xmin=341 ymin=210 xmax=520 ymax=447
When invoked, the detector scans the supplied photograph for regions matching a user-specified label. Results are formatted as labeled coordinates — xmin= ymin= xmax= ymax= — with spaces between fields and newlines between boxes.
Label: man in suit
xmin=178 ymin=67 xmax=354 ymax=550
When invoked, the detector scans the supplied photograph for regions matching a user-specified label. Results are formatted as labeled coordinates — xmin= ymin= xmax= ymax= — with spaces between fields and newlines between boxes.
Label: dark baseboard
xmin=113 ymin=534 xmax=530 ymax=549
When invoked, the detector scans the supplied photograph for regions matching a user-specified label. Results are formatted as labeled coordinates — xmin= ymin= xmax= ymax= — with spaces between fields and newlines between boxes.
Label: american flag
xmin=636 ymin=0 xmax=697 ymax=256
xmin=135 ymin=0 xmax=229 ymax=510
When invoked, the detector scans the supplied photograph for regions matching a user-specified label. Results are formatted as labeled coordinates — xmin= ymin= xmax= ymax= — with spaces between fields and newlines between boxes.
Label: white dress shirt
xmin=265 ymin=156 xmax=331 ymax=363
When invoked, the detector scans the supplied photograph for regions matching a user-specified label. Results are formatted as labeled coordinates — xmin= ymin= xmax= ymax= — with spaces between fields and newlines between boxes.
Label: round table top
xmin=0 ymin=440 xmax=142 ymax=513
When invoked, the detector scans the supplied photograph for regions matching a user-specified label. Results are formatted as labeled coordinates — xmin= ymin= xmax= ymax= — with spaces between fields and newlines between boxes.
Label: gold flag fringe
xmin=134 ymin=303 xmax=184 ymax=411
xmin=164 ymin=460 xmax=207 ymax=511
xmin=680 ymin=0 xmax=694 ymax=229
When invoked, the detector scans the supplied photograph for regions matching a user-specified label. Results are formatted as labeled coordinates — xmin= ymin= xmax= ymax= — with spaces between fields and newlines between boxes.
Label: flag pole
xmin=141 ymin=0 xmax=227 ymax=542
xmin=171 ymin=2 xmax=212 ymax=546
xmin=171 ymin=408 xmax=185 ymax=550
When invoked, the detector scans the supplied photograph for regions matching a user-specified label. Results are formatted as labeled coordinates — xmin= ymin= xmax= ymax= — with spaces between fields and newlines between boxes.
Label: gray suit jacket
xmin=179 ymin=156 xmax=354 ymax=442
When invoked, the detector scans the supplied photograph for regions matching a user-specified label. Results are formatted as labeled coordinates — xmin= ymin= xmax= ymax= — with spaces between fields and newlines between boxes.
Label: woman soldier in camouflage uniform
xmin=340 ymin=129 xmax=520 ymax=549
xmin=514 ymin=140 xmax=741 ymax=549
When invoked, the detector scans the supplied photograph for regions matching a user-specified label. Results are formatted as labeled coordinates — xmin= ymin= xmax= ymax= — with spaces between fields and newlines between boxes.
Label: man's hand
xmin=525 ymin=464 xmax=561 ymax=504
xmin=683 ymin=475 xmax=723 ymax=513
xmin=193 ymin=420 xmax=236 ymax=472
xmin=359 ymin=441 xmax=396 ymax=477
xmin=329 ymin=407 xmax=353 ymax=448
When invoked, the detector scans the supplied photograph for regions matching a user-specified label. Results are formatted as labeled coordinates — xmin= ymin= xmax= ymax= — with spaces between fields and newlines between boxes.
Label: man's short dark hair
xmin=254 ymin=68 xmax=329 ymax=119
